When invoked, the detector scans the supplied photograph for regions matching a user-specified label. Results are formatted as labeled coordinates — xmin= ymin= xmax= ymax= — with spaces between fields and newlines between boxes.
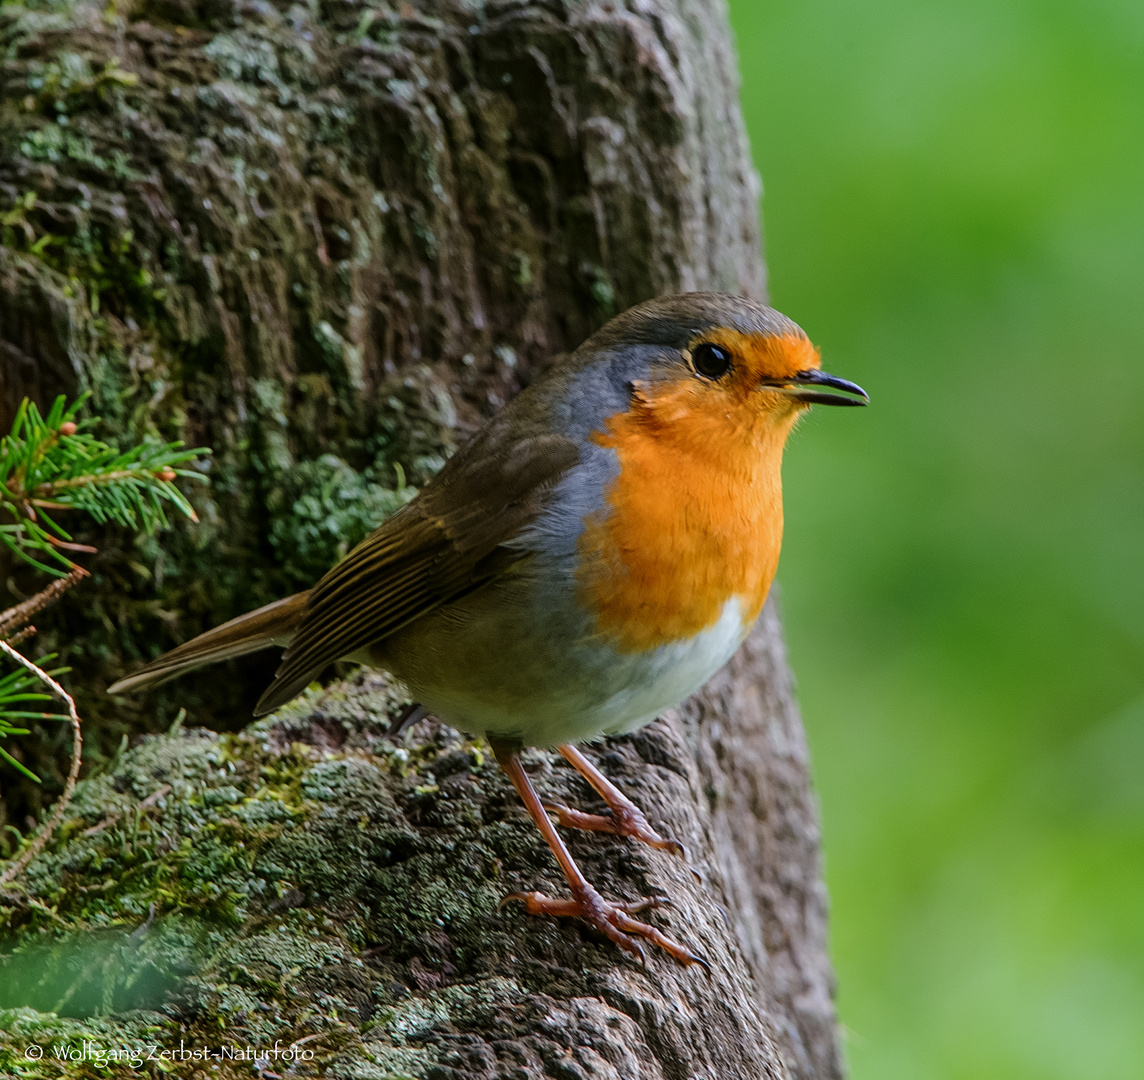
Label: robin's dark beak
xmin=771 ymin=369 xmax=869 ymax=407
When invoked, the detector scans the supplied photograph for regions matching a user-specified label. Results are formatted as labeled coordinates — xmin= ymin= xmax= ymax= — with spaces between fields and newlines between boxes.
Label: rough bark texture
xmin=0 ymin=0 xmax=843 ymax=1077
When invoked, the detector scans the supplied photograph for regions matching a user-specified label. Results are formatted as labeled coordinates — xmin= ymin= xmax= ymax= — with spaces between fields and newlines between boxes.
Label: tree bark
xmin=0 ymin=1 xmax=843 ymax=1076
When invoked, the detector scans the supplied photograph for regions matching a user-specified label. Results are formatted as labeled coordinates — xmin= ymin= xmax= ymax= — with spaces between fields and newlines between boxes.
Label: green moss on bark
xmin=0 ymin=675 xmax=740 ymax=1079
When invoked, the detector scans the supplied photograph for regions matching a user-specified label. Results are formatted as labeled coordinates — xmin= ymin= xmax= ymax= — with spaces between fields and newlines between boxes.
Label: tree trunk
xmin=0 ymin=1 xmax=843 ymax=1077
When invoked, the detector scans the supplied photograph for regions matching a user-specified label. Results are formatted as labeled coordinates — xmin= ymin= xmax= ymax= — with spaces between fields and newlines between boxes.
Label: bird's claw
xmin=500 ymin=885 xmax=707 ymax=969
xmin=542 ymin=799 xmax=694 ymax=865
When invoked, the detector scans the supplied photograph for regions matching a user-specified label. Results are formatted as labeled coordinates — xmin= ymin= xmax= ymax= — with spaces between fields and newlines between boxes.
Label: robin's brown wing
xmin=254 ymin=429 xmax=579 ymax=715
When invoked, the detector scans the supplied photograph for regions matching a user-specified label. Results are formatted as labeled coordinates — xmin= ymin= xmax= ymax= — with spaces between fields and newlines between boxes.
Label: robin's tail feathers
xmin=107 ymin=592 xmax=309 ymax=695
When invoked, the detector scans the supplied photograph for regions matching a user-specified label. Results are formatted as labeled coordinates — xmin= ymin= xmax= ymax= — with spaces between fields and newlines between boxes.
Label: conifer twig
xmin=2 ymin=626 xmax=36 ymax=647
xmin=0 ymin=394 xmax=208 ymax=575
xmin=0 ymin=640 xmax=83 ymax=886
xmin=0 ymin=566 xmax=89 ymax=640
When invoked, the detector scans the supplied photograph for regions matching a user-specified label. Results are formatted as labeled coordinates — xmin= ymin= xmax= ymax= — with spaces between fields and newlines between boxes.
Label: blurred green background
xmin=726 ymin=1 xmax=1144 ymax=1077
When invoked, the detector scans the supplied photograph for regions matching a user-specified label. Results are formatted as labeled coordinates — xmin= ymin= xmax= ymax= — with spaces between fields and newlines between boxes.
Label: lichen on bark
xmin=0 ymin=655 xmax=812 ymax=1079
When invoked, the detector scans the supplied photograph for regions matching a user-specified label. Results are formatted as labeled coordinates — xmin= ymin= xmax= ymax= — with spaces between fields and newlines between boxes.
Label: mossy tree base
xmin=1 ymin=604 xmax=836 ymax=1079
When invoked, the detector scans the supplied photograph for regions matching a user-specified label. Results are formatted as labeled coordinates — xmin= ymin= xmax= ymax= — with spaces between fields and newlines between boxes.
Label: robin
xmin=110 ymin=292 xmax=867 ymax=966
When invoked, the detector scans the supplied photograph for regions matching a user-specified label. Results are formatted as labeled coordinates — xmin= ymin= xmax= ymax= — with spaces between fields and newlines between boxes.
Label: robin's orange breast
xmin=576 ymin=373 xmax=800 ymax=653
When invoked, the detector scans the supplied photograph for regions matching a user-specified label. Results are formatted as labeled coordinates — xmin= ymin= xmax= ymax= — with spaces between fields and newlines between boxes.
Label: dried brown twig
xmin=0 ymin=566 xmax=88 ymax=641
xmin=2 ymin=626 xmax=36 ymax=647
xmin=0 ymin=639 xmax=83 ymax=887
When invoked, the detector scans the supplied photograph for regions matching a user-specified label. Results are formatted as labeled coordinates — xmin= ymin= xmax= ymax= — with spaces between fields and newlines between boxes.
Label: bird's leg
xmin=543 ymin=743 xmax=689 ymax=862
xmin=489 ymin=737 xmax=706 ymax=968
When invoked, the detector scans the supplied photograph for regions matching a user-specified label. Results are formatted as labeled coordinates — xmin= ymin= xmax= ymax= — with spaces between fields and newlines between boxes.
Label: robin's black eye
xmin=691 ymin=342 xmax=732 ymax=379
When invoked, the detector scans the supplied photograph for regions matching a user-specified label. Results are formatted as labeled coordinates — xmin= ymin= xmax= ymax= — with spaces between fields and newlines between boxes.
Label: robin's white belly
xmin=376 ymin=579 xmax=751 ymax=747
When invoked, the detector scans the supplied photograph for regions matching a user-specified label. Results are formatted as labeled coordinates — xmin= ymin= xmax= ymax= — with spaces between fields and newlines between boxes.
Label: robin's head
xmin=578 ymin=292 xmax=866 ymax=452
xmin=560 ymin=293 xmax=867 ymax=653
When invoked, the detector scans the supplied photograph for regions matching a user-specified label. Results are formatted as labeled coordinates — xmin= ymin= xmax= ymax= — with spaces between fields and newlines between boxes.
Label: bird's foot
xmin=543 ymin=799 xmax=702 ymax=883
xmin=542 ymin=799 xmax=685 ymax=857
xmin=500 ymin=884 xmax=708 ymax=969
xmin=551 ymin=744 xmax=703 ymax=882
